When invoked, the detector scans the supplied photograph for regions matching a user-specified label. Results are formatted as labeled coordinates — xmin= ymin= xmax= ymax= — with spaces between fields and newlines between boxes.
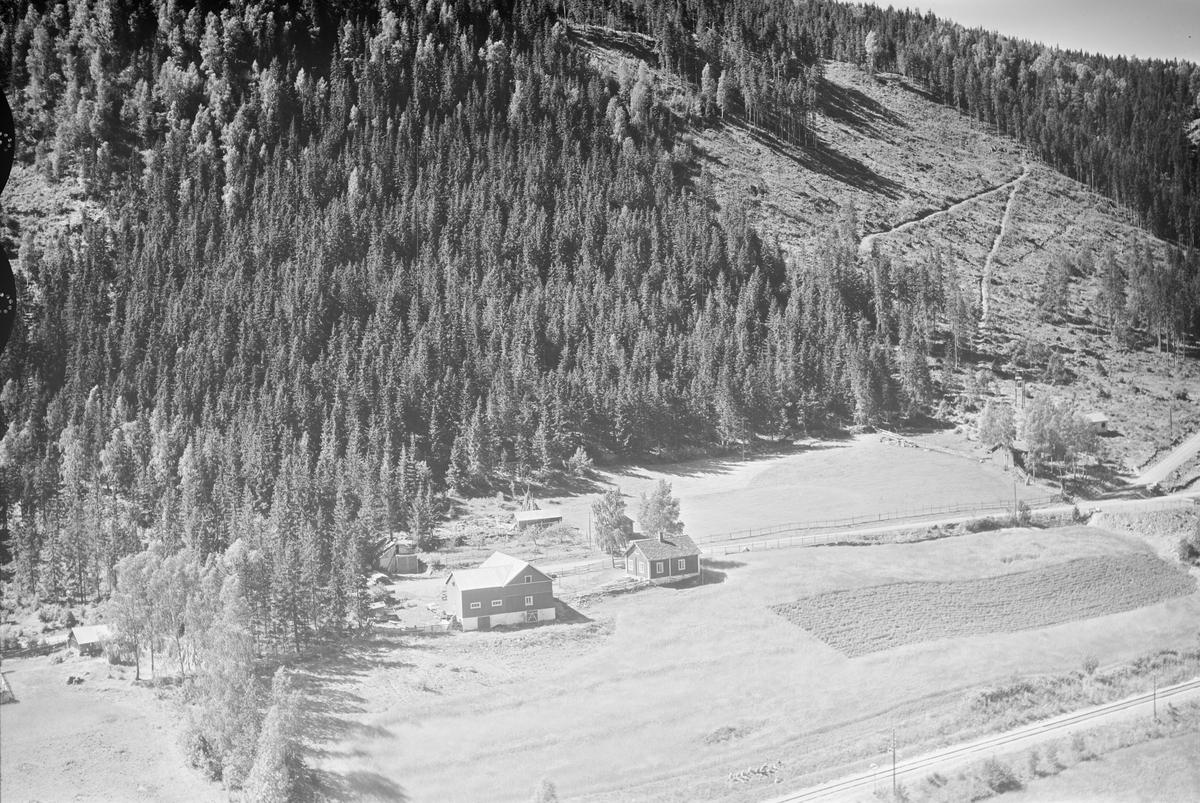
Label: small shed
xmin=67 ymin=624 xmax=112 ymax=656
xmin=513 ymin=509 xmax=563 ymax=531
xmin=378 ymin=536 xmax=420 ymax=574
xmin=624 ymin=533 xmax=701 ymax=583
xmin=1084 ymin=412 xmax=1109 ymax=433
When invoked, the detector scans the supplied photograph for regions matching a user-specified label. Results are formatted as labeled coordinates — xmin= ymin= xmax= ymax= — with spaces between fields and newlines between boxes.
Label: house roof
xmin=1085 ymin=412 xmax=1109 ymax=423
xmin=626 ymin=534 xmax=701 ymax=561
xmin=447 ymin=552 xmax=544 ymax=591
xmin=513 ymin=509 xmax=562 ymax=523
xmin=69 ymin=625 xmax=112 ymax=645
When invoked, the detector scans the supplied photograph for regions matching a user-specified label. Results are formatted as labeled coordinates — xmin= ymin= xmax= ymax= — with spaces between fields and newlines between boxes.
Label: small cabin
xmin=67 ymin=624 xmax=112 ymax=657
xmin=1084 ymin=412 xmax=1110 ymax=433
xmin=624 ymin=533 xmax=701 ymax=583
xmin=513 ymin=509 xmax=563 ymax=531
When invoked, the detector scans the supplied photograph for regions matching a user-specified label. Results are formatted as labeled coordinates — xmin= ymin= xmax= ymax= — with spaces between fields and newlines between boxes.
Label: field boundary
xmin=692 ymin=493 xmax=1059 ymax=546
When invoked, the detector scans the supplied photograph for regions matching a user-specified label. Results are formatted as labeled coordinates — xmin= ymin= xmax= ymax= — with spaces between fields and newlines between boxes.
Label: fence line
xmin=691 ymin=494 xmax=1060 ymax=545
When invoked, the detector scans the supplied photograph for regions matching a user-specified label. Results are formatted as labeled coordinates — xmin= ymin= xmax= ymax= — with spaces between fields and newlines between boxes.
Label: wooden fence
xmin=691 ymin=494 xmax=1060 ymax=546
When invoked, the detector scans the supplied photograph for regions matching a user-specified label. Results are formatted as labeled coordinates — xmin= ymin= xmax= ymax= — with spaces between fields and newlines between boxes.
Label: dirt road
xmin=1136 ymin=429 xmax=1200 ymax=486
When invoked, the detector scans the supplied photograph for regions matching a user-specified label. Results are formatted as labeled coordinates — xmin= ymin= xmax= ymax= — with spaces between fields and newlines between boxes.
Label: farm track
xmin=765 ymin=677 xmax=1200 ymax=803
xmin=980 ymin=163 xmax=1029 ymax=322
xmin=1136 ymin=429 xmax=1200 ymax=486
xmin=857 ymin=169 xmax=1026 ymax=255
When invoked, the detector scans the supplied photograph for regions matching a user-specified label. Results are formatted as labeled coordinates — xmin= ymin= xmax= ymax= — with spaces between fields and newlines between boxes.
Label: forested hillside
xmin=0 ymin=0 xmax=1198 ymax=630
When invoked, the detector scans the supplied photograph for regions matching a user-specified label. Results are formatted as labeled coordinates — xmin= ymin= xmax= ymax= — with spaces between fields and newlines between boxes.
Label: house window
xmin=524 ymin=575 xmax=532 ymax=583
xmin=492 ymin=599 xmax=503 ymax=607
xmin=469 ymin=602 xmax=481 ymax=610
xmin=656 ymin=562 xmax=663 ymax=574
xmin=525 ymin=596 xmax=533 ymax=606
xmin=639 ymin=561 xmax=645 ymax=574
xmin=678 ymin=559 xmax=686 ymax=570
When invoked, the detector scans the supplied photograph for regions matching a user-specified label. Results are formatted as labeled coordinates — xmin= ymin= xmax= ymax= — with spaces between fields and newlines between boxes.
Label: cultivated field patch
xmin=773 ymin=553 xmax=1196 ymax=657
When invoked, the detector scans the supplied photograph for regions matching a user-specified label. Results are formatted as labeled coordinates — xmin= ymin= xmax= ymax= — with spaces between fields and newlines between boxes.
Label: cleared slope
xmin=580 ymin=41 xmax=1200 ymax=477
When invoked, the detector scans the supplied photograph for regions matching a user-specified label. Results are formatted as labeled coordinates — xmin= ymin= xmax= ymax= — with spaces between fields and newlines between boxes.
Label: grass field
xmin=534 ymin=434 xmax=1049 ymax=542
xmin=298 ymin=526 xmax=1200 ymax=802
xmin=998 ymin=730 xmax=1200 ymax=803
xmin=0 ymin=655 xmax=221 ymax=803
xmin=774 ymin=552 xmax=1196 ymax=657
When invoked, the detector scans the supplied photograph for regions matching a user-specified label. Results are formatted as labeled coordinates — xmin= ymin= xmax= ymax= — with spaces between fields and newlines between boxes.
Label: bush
xmin=1009 ymin=501 xmax=1033 ymax=527
xmin=1082 ymin=653 xmax=1100 ymax=675
xmin=966 ymin=516 xmax=1002 ymax=533
xmin=978 ymin=757 xmax=1022 ymax=794
xmin=182 ymin=720 xmax=224 ymax=781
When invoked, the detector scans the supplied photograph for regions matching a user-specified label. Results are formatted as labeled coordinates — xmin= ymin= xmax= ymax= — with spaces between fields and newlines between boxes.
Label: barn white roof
xmin=448 ymin=552 xmax=542 ymax=591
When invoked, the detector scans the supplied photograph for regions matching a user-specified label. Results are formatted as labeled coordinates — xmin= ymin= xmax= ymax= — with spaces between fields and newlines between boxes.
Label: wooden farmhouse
xmin=67 ymin=624 xmax=112 ymax=656
xmin=444 ymin=552 xmax=556 ymax=631
xmin=513 ymin=509 xmax=563 ymax=531
xmin=624 ymin=533 xmax=701 ymax=583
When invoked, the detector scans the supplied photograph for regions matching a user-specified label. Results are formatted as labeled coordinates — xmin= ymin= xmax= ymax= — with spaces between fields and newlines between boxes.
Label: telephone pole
xmin=892 ymin=727 xmax=897 ymax=795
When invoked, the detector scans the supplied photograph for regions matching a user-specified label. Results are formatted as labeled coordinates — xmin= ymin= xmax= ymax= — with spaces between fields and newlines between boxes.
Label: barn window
xmin=492 ymin=599 xmax=503 ymax=607
xmin=469 ymin=602 xmax=481 ymax=610
xmin=525 ymin=596 xmax=533 ymax=606
xmin=678 ymin=559 xmax=686 ymax=570
xmin=656 ymin=562 xmax=663 ymax=574
xmin=524 ymin=575 xmax=531 ymax=583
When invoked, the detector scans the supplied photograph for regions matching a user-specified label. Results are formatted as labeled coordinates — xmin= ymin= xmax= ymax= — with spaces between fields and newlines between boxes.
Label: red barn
xmin=444 ymin=552 xmax=556 ymax=631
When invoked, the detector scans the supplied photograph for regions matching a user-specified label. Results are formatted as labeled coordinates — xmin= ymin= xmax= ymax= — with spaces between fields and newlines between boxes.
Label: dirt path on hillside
xmin=1136 ymin=429 xmax=1200 ymax=486
xmin=858 ymin=169 xmax=1026 ymax=255
xmin=980 ymin=163 xmax=1030 ymax=323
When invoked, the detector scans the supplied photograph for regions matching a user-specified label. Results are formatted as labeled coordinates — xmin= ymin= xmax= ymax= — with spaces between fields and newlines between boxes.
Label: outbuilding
xmin=513 ymin=509 xmax=563 ymax=531
xmin=67 ymin=624 xmax=112 ymax=656
xmin=377 ymin=535 xmax=420 ymax=574
xmin=1084 ymin=412 xmax=1110 ymax=433
xmin=444 ymin=552 xmax=556 ymax=631
xmin=624 ymin=533 xmax=701 ymax=583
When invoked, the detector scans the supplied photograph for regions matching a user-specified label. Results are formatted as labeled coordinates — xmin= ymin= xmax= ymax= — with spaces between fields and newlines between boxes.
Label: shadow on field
xmin=555 ymin=599 xmax=593 ymax=624
xmin=291 ymin=630 xmax=414 ymax=745
xmin=306 ymin=767 xmax=410 ymax=803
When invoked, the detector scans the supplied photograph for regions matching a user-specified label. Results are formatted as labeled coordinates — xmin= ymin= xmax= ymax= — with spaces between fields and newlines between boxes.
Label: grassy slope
xmin=301 ymin=526 xmax=1200 ymax=802
xmin=997 ymin=731 xmax=1200 ymax=803
xmin=0 ymin=655 xmax=222 ymax=803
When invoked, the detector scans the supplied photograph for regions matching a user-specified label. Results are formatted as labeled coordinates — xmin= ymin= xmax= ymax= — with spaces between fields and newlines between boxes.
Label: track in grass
xmin=774 ymin=553 xmax=1196 ymax=657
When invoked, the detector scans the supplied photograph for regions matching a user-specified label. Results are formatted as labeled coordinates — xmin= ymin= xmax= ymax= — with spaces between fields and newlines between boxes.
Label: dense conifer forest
xmin=0 ymin=0 xmax=1198 ymax=649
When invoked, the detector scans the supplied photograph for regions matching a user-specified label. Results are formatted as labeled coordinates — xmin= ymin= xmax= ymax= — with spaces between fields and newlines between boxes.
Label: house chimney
xmin=659 ymin=530 xmax=665 ymax=543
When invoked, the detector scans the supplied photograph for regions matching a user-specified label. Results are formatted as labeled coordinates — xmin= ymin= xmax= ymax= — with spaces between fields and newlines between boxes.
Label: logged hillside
xmin=650 ymin=54 xmax=1200 ymax=472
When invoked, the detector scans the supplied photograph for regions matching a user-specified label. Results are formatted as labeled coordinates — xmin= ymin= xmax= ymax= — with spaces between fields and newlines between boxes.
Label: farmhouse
xmin=444 ymin=552 xmax=556 ymax=631
xmin=513 ymin=509 xmax=563 ymax=531
xmin=377 ymin=535 xmax=420 ymax=574
xmin=624 ymin=533 xmax=701 ymax=583
xmin=67 ymin=624 xmax=112 ymax=656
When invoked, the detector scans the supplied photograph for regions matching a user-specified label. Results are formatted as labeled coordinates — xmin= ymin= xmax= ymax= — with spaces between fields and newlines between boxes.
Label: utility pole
xmin=1153 ymin=675 xmax=1158 ymax=722
xmin=892 ymin=727 xmax=897 ymax=796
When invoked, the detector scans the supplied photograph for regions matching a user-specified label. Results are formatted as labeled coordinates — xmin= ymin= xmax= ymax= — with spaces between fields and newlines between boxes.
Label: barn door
xmin=478 ymin=616 xmax=490 ymax=632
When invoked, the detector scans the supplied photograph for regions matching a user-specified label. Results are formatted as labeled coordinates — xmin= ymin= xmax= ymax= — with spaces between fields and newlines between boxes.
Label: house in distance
xmin=513 ymin=509 xmax=563 ymax=531
xmin=444 ymin=552 xmax=556 ymax=631
xmin=624 ymin=532 xmax=701 ymax=583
